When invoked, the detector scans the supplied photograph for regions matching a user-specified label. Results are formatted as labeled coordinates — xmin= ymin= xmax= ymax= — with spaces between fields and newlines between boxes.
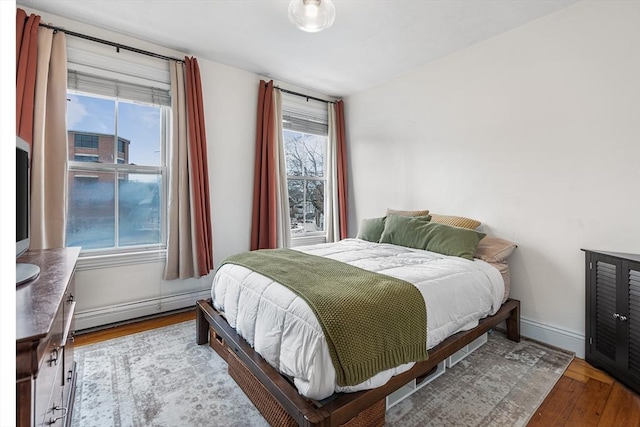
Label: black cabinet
xmin=584 ymin=249 xmax=640 ymax=394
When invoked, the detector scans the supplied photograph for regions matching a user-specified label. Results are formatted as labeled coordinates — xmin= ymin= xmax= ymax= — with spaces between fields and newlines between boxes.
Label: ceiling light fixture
xmin=288 ymin=0 xmax=336 ymax=33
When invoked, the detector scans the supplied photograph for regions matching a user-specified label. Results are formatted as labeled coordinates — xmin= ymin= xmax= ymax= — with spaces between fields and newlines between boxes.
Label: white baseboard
xmin=520 ymin=316 xmax=585 ymax=359
xmin=75 ymin=289 xmax=211 ymax=331
xmin=76 ymin=296 xmax=587 ymax=358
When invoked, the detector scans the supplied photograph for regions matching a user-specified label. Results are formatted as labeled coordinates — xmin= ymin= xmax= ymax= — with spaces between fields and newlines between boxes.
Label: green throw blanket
xmin=221 ymin=248 xmax=428 ymax=387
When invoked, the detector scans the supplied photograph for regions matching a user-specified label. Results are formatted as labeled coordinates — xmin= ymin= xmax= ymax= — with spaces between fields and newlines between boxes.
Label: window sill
xmin=76 ymin=249 xmax=166 ymax=271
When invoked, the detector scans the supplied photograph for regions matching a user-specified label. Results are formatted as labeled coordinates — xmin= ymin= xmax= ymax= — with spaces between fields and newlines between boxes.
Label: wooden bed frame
xmin=196 ymin=298 xmax=520 ymax=427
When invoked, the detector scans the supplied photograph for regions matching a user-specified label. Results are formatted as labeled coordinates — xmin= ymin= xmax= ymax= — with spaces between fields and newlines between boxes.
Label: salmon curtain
xmin=250 ymin=81 xmax=277 ymax=250
xmin=185 ymin=57 xmax=214 ymax=276
xmin=164 ymin=57 xmax=214 ymax=279
xmin=16 ymin=8 xmax=40 ymax=145
xmin=250 ymin=80 xmax=291 ymax=250
xmin=326 ymin=100 xmax=348 ymax=241
xmin=335 ymin=100 xmax=348 ymax=239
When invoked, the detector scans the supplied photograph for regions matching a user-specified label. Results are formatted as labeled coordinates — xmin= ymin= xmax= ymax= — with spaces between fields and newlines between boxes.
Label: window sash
xmin=67 ymin=168 xmax=166 ymax=253
xmin=287 ymin=175 xmax=326 ymax=237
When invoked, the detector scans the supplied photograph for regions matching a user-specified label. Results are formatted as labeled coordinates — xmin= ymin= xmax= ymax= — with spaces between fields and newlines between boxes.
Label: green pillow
xmin=356 ymin=217 xmax=387 ymax=242
xmin=379 ymin=215 xmax=485 ymax=260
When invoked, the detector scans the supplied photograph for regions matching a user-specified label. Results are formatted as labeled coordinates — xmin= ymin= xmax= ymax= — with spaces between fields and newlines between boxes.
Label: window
xmin=283 ymin=98 xmax=328 ymax=238
xmin=66 ymin=72 xmax=169 ymax=253
xmin=117 ymin=137 xmax=128 ymax=154
xmin=74 ymin=133 xmax=99 ymax=149
xmin=74 ymin=154 xmax=99 ymax=162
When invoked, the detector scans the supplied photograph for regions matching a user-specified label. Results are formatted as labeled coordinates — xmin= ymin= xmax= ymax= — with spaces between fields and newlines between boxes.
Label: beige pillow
xmin=475 ymin=236 xmax=517 ymax=263
xmin=386 ymin=208 xmax=430 ymax=217
xmin=488 ymin=261 xmax=511 ymax=304
xmin=430 ymin=213 xmax=481 ymax=230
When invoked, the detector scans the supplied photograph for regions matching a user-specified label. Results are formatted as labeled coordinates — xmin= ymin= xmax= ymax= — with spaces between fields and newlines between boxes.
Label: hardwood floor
xmin=527 ymin=358 xmax=640 ymax=427
xmin=73 ymin=309 xmax=196 ymax=347
xmin=75 ymin=312 xmax=640 ymax=426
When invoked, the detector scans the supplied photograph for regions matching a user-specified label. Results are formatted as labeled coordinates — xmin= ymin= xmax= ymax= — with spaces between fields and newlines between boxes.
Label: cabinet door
xmin=626 ymin=261 xmax=640 ymax=384
xmin=587 ymin=253 xmax=622 ymax=366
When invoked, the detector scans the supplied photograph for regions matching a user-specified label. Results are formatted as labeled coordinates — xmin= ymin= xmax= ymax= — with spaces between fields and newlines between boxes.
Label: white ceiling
xmin=18 ymin=0 xmax=578 ymax=97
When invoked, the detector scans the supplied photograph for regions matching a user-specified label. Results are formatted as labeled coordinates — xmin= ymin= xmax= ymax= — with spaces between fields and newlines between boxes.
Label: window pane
xmin=118 ymin=174 xmax=161 ymax=246
xmin=284 ymin=130 xmax=326 ymax=178
xmin=288 ymin=179 xmax=304 ymax=234
xmin=74 ymin=154 xmax=99 ymax=162
xmin=67 ymin=94 xmax=115 ymax=162
xmin=302 ymin=134 xmax=325 ymax=178
xmin=287 ymin=179 xmax=325 ymax=234
xmin=285 ymin=130 xmax=304 ymax=177
xmin=305 ymin=180 xmax=324 ymax=232
xmin=66 ymin=171 xmax=115 ymax=249
xmin=117 ymin=101 xmax=162 ymax=166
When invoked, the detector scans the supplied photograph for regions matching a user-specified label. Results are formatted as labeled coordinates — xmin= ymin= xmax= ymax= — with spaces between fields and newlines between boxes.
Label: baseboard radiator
xmin=75 ymin=289 xmax=211 ymax=331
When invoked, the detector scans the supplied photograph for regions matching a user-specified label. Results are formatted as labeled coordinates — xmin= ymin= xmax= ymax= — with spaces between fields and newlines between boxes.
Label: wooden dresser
xmin=16 ymin=247 xmax=80 ymax=427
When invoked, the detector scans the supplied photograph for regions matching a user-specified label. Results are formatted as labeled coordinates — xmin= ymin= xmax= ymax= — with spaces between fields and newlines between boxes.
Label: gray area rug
xmin=71 ymin=320 xmax=573 ymax=427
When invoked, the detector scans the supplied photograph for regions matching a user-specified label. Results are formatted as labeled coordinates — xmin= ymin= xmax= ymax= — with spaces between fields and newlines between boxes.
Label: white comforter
xmin=211 ymin=239 xmax=504 ymax=400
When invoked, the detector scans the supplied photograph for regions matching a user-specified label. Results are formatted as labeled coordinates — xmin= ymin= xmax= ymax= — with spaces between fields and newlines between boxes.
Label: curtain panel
xmin=165 ymin=61 xmax=195 ymax=279
xmin=184 ymin=57 xmax=214 ymax=277
xmin=164 ymin=58 xmax=214 ymax=280
xmin=326 ymin=100 xmax=348 ymax=241
xmin=16 ymin=8 xmax=41 ymax=145
xmin=272 ymin=90 xmax=292 ymax=248
xmin=29 ymin=25 xmax=69 ymax=250
xmin=326 ymin=103 xmax=339 ymax=242
xmin=250 ymin=80 xmax=290 ymax=250
xmin=251 ymin=80 xmax=278 ymax=250
xmin=335 ymin=100 xmax=348 ymax=240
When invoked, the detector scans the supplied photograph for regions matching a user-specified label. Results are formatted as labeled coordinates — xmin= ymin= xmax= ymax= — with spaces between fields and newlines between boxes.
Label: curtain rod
xmin=274 ymin=85 xmax=335 ymax=105
xmin=38 ymin=22 xmax=185 ymax=63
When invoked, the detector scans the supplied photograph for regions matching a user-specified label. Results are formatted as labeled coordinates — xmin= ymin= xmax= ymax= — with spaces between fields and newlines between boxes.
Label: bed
xmin=196 ymin=216 xmax=520 ymax=426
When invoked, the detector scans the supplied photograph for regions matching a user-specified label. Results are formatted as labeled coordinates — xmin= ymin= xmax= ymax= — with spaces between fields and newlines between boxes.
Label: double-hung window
xmin=66 ymin=70 xmax=170 ymax=253
xmin=282 ymin=95 xmax=328 ymax=240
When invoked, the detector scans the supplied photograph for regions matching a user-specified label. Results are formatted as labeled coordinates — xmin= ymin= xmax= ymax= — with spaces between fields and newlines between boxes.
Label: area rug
xmin=71 ymin=320 xmax=573 ymax=427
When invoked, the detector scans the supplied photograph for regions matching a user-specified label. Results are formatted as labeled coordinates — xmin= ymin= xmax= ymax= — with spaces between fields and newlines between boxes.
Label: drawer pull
xmin=48 ymin=348 xmax=59 ymax=366
xmin=47 ymin=406 xmax=67 ymax=425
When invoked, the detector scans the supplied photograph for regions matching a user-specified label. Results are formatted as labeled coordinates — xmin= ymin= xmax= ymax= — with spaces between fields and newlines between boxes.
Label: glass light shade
xmin=288 ymin=0 xmax=336 ymax=33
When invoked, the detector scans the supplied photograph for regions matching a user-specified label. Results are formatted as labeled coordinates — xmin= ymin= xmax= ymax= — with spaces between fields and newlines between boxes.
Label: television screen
xmin=16 ymin=136 xmax=40 ymax=285
xmin=16 ymin=137 xmax=30 ymax=257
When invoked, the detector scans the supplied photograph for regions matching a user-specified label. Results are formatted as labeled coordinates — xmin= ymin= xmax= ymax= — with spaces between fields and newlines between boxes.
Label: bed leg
xmin=506 ymin=300 xmax=521 ymax=342
xmin=196 ymin=302 xmax=209 ymax=345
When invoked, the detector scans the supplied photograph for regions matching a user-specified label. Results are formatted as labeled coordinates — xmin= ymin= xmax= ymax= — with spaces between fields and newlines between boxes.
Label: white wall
xmin=345 ymin=1 xmax=640 ymax=356
xmin=21 ymin=6 xmax=261 ymax=329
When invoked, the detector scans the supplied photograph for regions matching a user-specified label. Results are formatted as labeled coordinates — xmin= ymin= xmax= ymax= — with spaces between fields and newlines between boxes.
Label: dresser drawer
xmin=36 ymin=363 xmax=65 ymax=426
xmin=34 ymin=303 xmax=64 ymax=426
